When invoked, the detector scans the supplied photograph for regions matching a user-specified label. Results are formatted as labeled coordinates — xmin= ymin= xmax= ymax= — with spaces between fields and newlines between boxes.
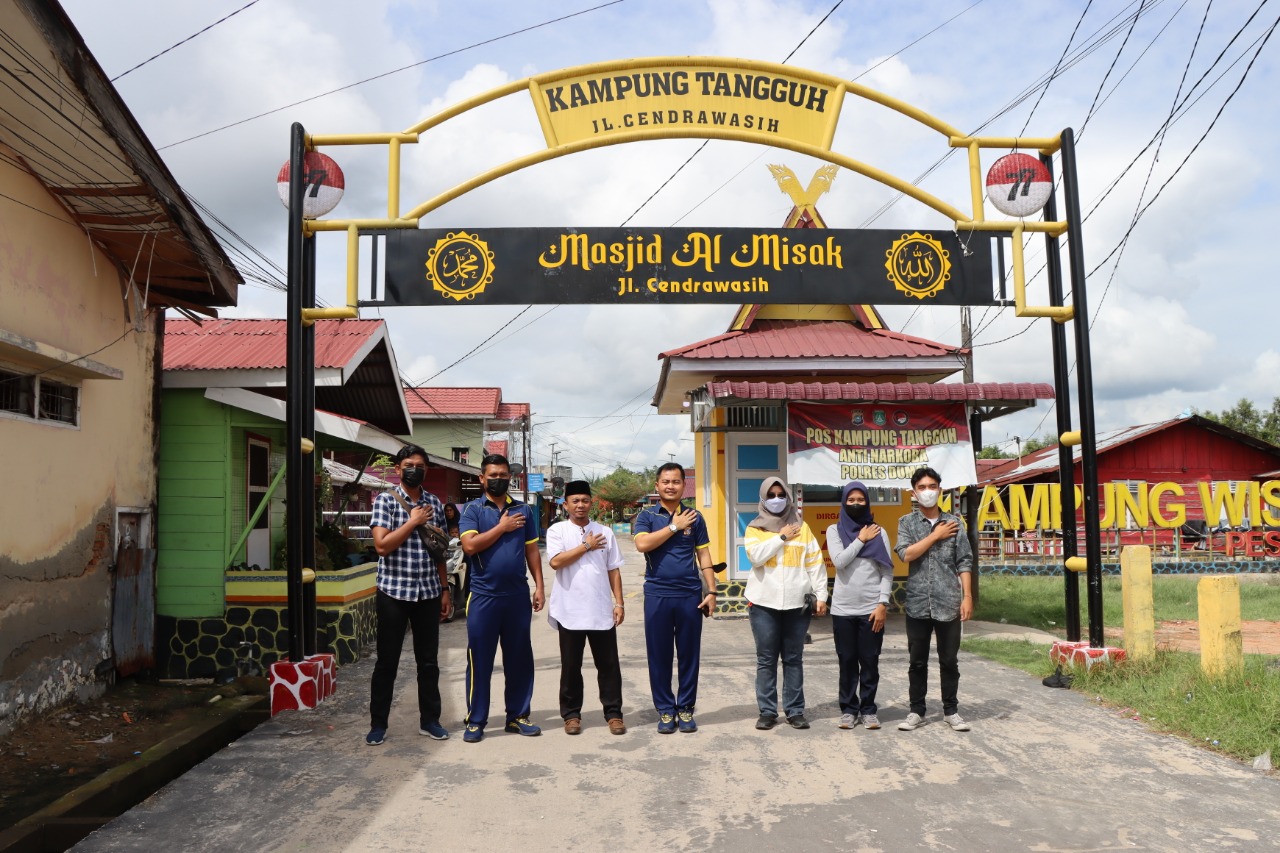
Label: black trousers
xmin=905 ymin=614 xmax=962 ymax=716
xmin=831 ymin=613 xmax=884 ymax=716
xmin=558 ymin=626 xmax=623 ymax=721
xmin=369 ymin=590 xmax=442 ymax=730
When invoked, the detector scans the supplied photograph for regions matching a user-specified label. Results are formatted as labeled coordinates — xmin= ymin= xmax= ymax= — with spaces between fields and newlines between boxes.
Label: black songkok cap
xmin=564 ymin=480 xmax=591 ymax=497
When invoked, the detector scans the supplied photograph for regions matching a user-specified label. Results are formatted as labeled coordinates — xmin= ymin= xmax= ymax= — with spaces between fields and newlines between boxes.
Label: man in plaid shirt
xmin=365 ymin=444 xmax=451 ymax=746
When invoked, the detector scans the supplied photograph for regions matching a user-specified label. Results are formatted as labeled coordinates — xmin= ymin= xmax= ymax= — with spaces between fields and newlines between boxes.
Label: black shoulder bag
xmin=391 ymin=493 xmax=450 ymax=565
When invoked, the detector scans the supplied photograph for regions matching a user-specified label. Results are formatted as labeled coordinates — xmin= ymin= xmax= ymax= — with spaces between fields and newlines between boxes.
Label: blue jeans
xmin=748 ymin=603 xmax=811 ymax=718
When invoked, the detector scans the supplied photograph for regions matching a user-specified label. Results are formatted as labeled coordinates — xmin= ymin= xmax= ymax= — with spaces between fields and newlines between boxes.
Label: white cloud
xmin=58 ymin=0 xmax=1280 ymax=469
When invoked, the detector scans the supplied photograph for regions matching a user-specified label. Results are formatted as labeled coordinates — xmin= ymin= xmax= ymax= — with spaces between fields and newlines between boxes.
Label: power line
xmin=619 ymin=0 xmax=845 ymax=227
xmin=157 ymin=1 xmax=627 ymax=150
xmin=671 ymin=0 xmax=987 ymax=228
xmin=111 ymin=0 xmax=263 ymax=82
xmin=1019 ymin=0 xmax=1094 ymax=137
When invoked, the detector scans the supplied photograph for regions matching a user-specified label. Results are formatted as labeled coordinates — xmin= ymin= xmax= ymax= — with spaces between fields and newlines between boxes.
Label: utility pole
xmin=961 ymin=304 xmax=978 ymax=605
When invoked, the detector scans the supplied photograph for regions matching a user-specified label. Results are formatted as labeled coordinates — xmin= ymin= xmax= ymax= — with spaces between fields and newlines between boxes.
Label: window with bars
xmin=0 ymin=368 xmax=78 ymax=426
xmin=725 ymin=405 xmax=782 ymax=431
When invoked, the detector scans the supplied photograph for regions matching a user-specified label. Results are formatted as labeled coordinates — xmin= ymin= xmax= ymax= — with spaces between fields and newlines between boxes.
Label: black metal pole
xmin=285 ymin=123 xmax=307 ymax=662
xmin=967 ymin=410 xmax=982 ymax=607
xmin=1041 ymin=151 xmax=1081 ymax=643
xmin=1059 ymin=128 xmax=1105 ymax=647
xmin=302 ymin=233 xmax=318 ymax=657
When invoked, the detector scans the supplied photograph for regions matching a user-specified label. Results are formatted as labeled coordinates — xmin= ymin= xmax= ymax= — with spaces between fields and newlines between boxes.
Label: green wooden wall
xmin=157 ymin=390 xmax=230 ymax=617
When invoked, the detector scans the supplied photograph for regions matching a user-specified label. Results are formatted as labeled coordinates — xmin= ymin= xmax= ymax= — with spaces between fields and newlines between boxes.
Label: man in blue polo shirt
xmin=458 ymin=454 xmax=545 ymax=743
xmin=633 ymin=462 xmax=718 ymax=733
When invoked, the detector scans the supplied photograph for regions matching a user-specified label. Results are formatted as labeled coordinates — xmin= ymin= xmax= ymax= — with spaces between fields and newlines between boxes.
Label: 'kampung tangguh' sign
xmin=371 ymin=227 xmax=997 ymax=307
xmin=532 ymin=64 xmax=841 ymax=148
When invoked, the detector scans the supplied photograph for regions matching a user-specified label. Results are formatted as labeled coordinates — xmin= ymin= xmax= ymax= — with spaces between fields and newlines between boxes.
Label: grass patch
xmin=963 ymin=638 xmax=1280 ymax=765
xmin=972 ymin=574 xmax=1280 ymax=634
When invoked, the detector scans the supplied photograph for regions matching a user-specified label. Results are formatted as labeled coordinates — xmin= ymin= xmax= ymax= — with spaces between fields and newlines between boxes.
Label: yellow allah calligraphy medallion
xmin=425 ymin=232 xmax=495 ymax=301
xmin=884 ymin=232 xmax=951 ymax=300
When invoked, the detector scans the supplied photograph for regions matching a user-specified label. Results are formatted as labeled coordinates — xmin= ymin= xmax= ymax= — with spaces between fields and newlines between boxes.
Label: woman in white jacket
xmin=744 ymin=476 xmax=828 ymax=731
xmin=825 ymin=481 xmax=895 ymax=731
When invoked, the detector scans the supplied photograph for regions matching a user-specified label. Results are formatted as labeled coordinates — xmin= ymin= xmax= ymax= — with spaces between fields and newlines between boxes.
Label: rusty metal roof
xmin=707 ymin=380 xmax=1055 ymax=404
xmin=980 ymin=415 xmax=1280 ymax=486
xmin=163 ymin=319 xmax=385 ymax=370
xmin=2 ymin=1 xmax=239 ymax=312
xmin=660 ymin=321 xmax=963 ymax=360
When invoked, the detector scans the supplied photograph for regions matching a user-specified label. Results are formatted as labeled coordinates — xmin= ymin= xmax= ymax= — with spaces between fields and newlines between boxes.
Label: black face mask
xmin=486 ymin=478 xmax=510 ymax=498
xmin=401 ymin=466 xmax=425 ymax=488
xmin=844 ymin=502 xmax=872 ymax=524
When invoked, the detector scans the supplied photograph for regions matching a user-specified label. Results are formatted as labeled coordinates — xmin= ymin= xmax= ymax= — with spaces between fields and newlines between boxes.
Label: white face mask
xmin=916 ymin=488 xmax=940 ymax=509
xmin=763 ymin=497 xmax=788 ymax=514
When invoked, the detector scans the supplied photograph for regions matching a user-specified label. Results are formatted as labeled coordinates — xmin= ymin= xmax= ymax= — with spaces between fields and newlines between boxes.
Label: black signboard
xmin=369 ymin=227 xmax=999 ymax=307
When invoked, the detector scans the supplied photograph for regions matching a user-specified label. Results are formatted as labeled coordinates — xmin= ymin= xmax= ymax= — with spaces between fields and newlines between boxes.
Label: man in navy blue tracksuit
xmin=632 ymin=462 xmax=718 ymax=734
xmin=458 ymin=454 xmax=545 ymax=743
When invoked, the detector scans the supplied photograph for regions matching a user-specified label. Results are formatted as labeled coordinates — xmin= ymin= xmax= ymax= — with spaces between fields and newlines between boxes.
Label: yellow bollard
xmin=1198 ymin=576 xmax=1243 ymax=679
xmin=1120 ymin=546 xmax=1155 ymax=661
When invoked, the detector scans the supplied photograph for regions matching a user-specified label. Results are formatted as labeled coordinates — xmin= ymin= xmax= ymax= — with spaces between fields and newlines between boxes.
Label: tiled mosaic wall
xmin=983 ymin=560 xmax=1280 ymax=576
xmin=156 ymin=598 xmax=376 ymax=679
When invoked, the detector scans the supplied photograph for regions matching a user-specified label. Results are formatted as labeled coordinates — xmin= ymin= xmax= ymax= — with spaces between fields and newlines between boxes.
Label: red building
xmin=976 ymin=415 xmax=1280 ymax=569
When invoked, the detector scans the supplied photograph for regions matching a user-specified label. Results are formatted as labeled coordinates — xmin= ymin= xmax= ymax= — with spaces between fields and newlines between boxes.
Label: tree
xmin=1023 ymin=435 xmax=1057 ymax=453
xmin=1201 ymin=397 xmax=1280 ymax=445
xmin=977 ymin=444 xmax=1012 ymax=459
xmin=591 ymin=466 xmax=650 ymax=516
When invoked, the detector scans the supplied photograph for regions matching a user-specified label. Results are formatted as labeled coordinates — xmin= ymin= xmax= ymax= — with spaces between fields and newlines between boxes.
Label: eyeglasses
xmin=402 ymin=465 xmax=424 ymax=473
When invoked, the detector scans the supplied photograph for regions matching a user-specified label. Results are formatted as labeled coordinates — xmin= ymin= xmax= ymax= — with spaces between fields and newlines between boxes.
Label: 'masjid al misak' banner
xmin=787 ymin=403 xmax=977 ymax=489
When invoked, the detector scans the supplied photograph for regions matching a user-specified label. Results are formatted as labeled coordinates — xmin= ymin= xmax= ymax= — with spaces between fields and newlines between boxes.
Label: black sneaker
xmin=786 ymin=715 xmax=810 ymax=729
xmin=755 ymin=714 xmax=777 ymax=730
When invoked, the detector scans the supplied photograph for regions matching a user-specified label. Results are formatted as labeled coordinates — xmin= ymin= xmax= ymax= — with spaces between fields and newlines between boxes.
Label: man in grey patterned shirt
xmin=893 ymin=467 xmax=973 ymax=733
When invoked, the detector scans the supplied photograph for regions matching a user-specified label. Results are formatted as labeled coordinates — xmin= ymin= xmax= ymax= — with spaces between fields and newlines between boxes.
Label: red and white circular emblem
xmin=276 ymin=152 xmax=345 ymax=218
xmin=985 ymin=153 xmax=1052 ymax=217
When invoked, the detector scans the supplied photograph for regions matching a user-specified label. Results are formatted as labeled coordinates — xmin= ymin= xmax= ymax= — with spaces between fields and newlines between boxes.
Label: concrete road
xmin=76 ymin=549 xmax=1280 ymax=852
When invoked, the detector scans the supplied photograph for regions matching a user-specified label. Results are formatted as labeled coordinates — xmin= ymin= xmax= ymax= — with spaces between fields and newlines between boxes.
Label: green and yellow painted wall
xmin=156 ymin=389 xmax=377 ymax=679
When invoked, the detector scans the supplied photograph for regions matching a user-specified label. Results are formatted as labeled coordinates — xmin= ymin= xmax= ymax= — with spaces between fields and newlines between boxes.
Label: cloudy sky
xmin=62 ymin=0 xmax=1280 ymax=477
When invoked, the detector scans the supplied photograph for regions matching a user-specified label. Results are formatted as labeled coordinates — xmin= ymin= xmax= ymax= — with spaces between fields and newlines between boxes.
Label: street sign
xmin=527 ymin=472 xmax=545 ymax=492
xmin=368 ymin=227 xmax=998 ymax=307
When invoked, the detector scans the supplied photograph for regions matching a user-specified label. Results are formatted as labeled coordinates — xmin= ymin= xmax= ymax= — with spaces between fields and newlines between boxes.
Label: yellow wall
xmin=694 ymin=408 xmax=731 ymax=577
xmin=0 ymin=149 xmax=159 ymax=730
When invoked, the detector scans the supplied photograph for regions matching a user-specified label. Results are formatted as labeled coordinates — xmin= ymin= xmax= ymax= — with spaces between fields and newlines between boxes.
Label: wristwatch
xmin=668 ymin=522 xmax=678 ymax=533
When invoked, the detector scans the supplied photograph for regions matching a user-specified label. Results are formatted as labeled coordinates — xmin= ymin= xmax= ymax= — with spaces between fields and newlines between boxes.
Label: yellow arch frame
xmin=300 ymin=56 xmax=1070 ymax=324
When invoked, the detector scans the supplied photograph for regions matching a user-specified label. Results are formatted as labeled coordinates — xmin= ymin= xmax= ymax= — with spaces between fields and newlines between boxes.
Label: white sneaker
xmin=862 ymin=714 xmax=881 ymax=730
xmin=837 ymin=713 xmax=858 ymax=729
xmin=897 ymin=712 xmax=925 ymax=731
xmin=944 ymin=713 xmax=971 ymax=732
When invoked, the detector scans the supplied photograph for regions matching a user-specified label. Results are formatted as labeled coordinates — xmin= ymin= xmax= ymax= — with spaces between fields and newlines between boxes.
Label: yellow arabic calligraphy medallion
xmin=885 ymin=232 xmax=950 ymax=300
xmin=425 ymin=232 xmax=495 ymax=301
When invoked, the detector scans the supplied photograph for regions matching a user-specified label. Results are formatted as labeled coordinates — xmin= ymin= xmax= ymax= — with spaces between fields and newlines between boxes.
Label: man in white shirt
xmin=546 ymin=480 xmax=627 ymax=735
